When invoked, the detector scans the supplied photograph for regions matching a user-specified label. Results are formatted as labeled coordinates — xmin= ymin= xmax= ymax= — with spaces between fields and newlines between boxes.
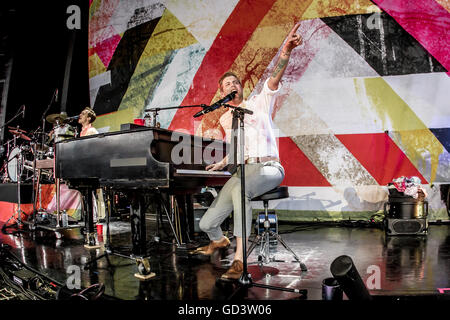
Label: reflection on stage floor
xmin=1 ymin=217 xmax=450 ymax=301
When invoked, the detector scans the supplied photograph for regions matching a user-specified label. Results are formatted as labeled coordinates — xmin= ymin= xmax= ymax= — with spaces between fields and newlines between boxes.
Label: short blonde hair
xmin=83 ymin=107 xmax=96 ymax=123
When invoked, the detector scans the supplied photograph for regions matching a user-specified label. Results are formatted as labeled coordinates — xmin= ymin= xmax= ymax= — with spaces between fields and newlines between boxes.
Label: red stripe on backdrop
xmin=168 ymin=0 xmax=277 ymax=134
xmin=336 ymin=133 xmax=428 ymax=185
xmin=371 ymin=0 xmax=450 ymax=75
xmin=279 ymin=137 xmax=331 ymax=187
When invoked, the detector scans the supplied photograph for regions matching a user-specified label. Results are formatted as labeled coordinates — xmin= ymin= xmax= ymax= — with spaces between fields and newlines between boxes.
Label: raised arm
xmin=268 ymin=22 xmax=303 ymax=91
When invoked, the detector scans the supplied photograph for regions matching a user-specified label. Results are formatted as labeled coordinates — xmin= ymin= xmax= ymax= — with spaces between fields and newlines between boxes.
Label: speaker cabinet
xmin=384 ymin=218 xmax=428 ymax=236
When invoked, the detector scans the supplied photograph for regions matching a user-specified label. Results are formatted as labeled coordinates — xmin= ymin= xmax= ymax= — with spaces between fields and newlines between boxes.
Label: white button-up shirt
xmin=219 ymin=79 xmax=281 ymax=163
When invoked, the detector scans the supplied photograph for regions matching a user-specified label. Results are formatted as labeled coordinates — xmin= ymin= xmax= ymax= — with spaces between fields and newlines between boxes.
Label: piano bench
xmin=251 ymin=186 xmax=289 ymax=233
xmin=252 ymin=186 xmax=289 ymax=226
xmin=252 ymin=186 xmax=289 ymax=204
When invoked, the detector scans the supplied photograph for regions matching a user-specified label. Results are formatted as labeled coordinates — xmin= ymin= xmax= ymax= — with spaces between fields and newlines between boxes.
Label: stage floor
xmin=0 ymin=216 xmax=449 ymax=301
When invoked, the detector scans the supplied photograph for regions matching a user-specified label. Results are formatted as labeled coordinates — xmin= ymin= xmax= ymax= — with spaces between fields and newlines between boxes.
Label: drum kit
xmin=1 ymin=113 xmax=78 ymax=230
xmin=1 ymin=113 xmax=76 ymax=184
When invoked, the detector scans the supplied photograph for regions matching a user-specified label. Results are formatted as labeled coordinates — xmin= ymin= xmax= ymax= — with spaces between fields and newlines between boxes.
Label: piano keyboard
xmin=175 ymin=169 xmax=231 ymax=177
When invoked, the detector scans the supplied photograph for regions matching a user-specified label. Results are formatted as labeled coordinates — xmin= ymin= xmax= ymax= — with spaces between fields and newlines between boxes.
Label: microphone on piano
xmin=193 ymin=91 xmax=237 ymax=118
xmin=65 ymin=115 xmax=80 ymax=122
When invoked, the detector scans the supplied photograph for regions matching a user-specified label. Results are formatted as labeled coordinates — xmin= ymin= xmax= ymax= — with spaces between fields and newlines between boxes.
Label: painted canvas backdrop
xmin=88 ymin=0 xmax=450 ymax=221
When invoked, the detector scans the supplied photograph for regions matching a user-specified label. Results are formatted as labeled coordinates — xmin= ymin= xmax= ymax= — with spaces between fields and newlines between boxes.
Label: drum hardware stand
xmin=247 ymin=211 xmax=307 ymax=276
xmin=215 ymin=105 xmax=307 ymax=299
xmin=38 ymin=89 xmax=62 ymax=227
xmin=0 ymin=108 xmax=33 ymax=231
xmin=2 ymin=136 xmax=26 ymax=232
xmin=26 ymin=148 xmax=82 ymax=233
xmin=25 ymin=142 xmax=49 ymax=231
xmin=1 ymin=140 xmax=11 ymax=182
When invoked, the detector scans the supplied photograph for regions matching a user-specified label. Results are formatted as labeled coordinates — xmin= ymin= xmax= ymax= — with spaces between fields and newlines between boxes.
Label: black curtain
xmin=3 ymin=0 xmax=89 ymax=135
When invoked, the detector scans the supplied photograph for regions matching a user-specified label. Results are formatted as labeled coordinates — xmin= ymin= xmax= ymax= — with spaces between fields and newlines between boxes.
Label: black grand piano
xmin=55 ymin=125 xmax=231 ymax=258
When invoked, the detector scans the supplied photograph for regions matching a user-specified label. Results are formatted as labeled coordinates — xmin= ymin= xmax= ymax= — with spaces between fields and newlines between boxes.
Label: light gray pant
xmin=199 ymin=161 xmax=285 ymax=240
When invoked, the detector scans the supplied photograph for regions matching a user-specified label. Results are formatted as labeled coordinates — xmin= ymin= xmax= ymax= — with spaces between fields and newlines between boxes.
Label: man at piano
xmin=78 ymin=107 xmax=99 ymax=137
xmin=193 ymin=23 xmax=303 ymax=280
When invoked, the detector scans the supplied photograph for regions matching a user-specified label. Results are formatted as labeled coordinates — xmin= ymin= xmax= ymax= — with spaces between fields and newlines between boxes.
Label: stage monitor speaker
xmin=384 ymin=218 xmax=427 ymax=236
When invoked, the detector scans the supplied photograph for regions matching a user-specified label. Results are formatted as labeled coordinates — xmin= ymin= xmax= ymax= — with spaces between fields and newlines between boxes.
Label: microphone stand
xmin=26 ymin=91 xmax=57 ymax=231
xmin=144 ymin=104 xmax=208 ymax=128
xmin=222 ymin=104 xmax=308 ymax=299
xmin=40 ymin=90 xmax=58 ymax=150
xmin=0 ymin=107 xmax=25 ymax=132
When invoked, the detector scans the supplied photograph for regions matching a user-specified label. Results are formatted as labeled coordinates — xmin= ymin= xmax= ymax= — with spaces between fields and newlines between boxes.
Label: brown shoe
xmin=191 ymin=236 xmax=230 ymax=256
xmin=221 ymin=260 xmax=243 ymax=280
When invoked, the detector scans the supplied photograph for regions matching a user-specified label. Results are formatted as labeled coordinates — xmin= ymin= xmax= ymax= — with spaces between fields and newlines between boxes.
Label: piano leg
xmin=56 ymin=178 xmax=61 ymax=227
xmin=129 ymin=192 xmax=156 ymax=280
xmin=130 ymin=192 xmax=147 ymax=256
xmin=82 ymin=187 xmax=100 ymax=249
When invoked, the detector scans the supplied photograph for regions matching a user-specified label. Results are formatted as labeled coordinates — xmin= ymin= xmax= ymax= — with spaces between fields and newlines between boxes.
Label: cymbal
xmin=46 ymin=113 xmax=67 ymax=124
xmin=8 ymin=126 xmax=27 ymax=133
xmin=9 ymin=129 xmax=32 ymax=141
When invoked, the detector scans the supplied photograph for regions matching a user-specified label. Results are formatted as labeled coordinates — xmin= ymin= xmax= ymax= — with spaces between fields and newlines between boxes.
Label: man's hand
xmin=269 ymin=22 xmax=303 ymax=91
xmin=282 ymin=22 xmax=302 ymax=54
xmin=206 ymin=160 xmax=227 ymax=171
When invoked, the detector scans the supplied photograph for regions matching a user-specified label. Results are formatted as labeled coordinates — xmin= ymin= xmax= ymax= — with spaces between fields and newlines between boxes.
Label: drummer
xmin=78 ymin=107 xmax=98 ymax=137
xmin=47 ymin=113 xmax=74 ymax=144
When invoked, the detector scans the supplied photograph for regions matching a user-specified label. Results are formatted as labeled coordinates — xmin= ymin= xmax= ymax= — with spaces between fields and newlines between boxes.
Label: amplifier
xmin=384 ymin=218 xmax=428 ymax=236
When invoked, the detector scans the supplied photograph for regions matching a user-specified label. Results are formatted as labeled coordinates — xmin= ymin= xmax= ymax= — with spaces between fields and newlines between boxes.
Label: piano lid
xmin=55 ymin=127 xmax=230 ymax=189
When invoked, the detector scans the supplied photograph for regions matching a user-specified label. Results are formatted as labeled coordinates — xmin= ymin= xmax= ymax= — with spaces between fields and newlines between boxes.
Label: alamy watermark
xmin=66 ymin=265 xmax=81 ymax=290
xmin=365 ymin=265 xmax=381 ymax=290
xmin=66 ymin=5 xmax=81 ymax=30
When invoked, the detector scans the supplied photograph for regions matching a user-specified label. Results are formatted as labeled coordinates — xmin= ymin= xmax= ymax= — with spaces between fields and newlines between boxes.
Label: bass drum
xmin=7 ymin=146 xmax=33 ymax=182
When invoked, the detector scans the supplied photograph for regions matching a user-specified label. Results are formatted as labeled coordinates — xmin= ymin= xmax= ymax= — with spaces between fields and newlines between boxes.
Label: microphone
xmin=65 ymin=115 xmax=79 ymax=122
xmin=21 ymin=105 xmax=25 ymax=119
xmin=193 ymin=91 xmax=237 ymax=118
xmin=54 ymin=89 xmax=59 ymax=103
